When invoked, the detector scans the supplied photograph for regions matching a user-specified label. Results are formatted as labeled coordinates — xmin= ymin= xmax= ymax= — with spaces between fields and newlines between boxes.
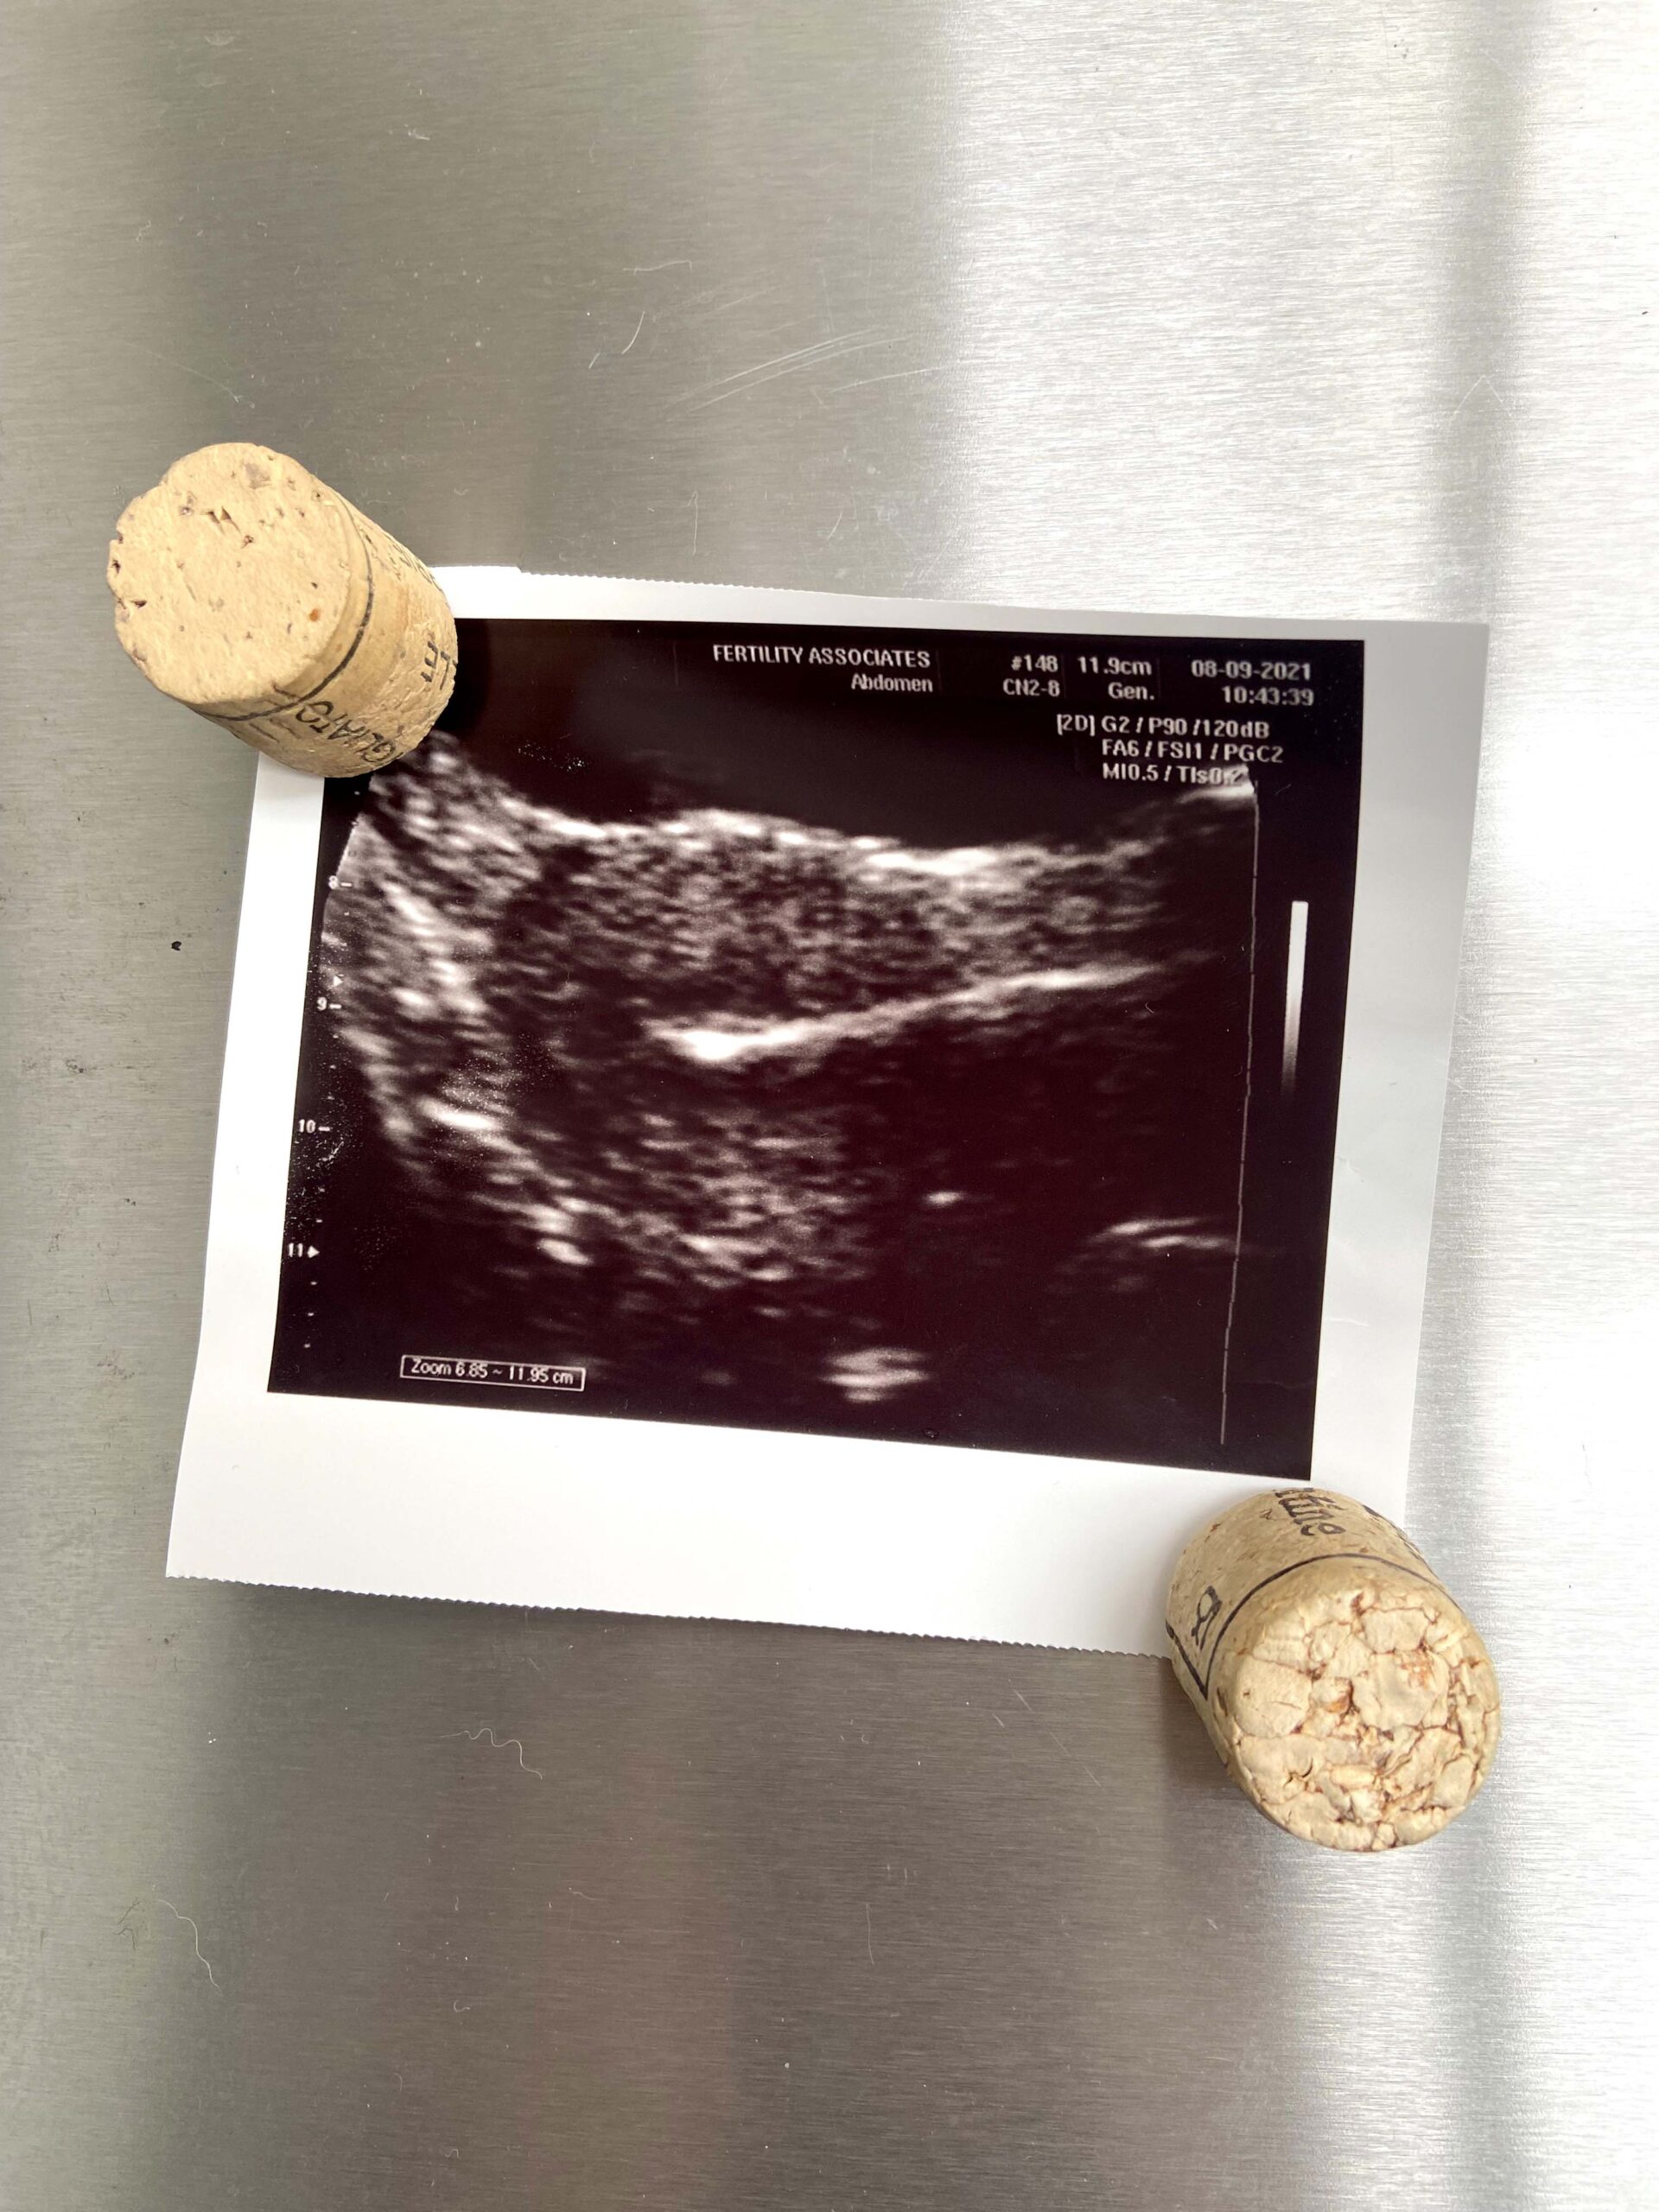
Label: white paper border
xmin=168 ymin=572 xmax=1486 ymax=1653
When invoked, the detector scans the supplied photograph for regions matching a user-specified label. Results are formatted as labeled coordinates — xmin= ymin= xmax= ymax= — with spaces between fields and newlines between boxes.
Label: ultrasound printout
xmin=169 ymin=575 xmax=1485 ymax=1651
xmin=271 ymin=622 xmax=1359 ymax=1480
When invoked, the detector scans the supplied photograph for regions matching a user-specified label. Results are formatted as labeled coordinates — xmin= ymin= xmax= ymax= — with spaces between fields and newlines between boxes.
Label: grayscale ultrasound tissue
xmin=270 ymin=620 xmax=1363 ymax=1481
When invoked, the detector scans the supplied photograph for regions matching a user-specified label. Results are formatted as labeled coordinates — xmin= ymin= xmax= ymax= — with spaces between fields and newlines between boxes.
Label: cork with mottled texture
xmin=108 ymin=443 xmax=456 ymax=776
xmin=1166 ymin=1489 xmax=1500 ymax=1851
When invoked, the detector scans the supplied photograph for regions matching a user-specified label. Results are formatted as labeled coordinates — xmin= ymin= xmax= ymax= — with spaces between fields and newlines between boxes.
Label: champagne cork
xmin=107 ymin=443 xmax=456 ymax=776
xmin=1166 ymin=1490 xmax=1500 ymax=1852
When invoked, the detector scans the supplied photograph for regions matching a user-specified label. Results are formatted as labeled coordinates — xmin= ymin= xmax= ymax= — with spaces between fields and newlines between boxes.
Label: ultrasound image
xmin=270 ymin=620 xmax=1361 ymax=1477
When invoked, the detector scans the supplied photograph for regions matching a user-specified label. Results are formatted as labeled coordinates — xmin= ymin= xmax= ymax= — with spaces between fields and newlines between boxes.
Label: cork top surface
xmin=108 ymin=443 xmax=362 ymax=716
xmin=1216 ymin=1557 xmax=1501 ymax=1851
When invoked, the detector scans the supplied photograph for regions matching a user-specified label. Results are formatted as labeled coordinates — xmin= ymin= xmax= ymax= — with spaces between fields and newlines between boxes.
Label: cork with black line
xmin=1166 ymin=1489 xmax=1500 ymax=1851
xmin=108 ymin=442 xmax=456 ymax=777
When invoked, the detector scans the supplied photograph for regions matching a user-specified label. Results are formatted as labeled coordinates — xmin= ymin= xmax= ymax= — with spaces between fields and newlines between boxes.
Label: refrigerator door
xmin=3 ymin=6 xmax=1653 ymax=2206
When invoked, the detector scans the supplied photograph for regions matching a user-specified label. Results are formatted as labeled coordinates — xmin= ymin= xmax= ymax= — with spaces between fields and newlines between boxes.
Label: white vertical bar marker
xmin=1282 ymin=901 xmax=1308 ymax=1092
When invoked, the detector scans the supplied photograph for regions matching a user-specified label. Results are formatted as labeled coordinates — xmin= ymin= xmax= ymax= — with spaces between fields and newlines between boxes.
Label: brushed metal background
xmin=3 ymin=4 xmax=1656 ymax=2206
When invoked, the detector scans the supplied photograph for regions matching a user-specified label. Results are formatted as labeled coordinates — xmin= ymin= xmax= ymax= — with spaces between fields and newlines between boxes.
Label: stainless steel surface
xmin=3 ymin=3 xmax=1655 ymax=2205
